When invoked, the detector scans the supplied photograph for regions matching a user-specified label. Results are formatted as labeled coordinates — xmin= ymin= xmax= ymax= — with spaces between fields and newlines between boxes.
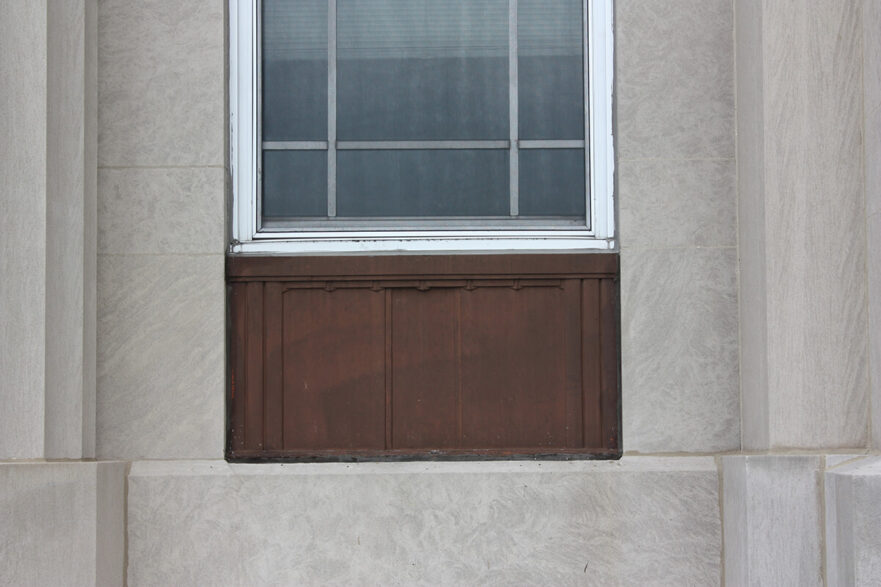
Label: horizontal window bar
xmin=262 ymin=140 xmax=587 ymax=152
xmin=519 ymin=140 xmax=585 ymax=149
xmin=337 ymin=140 xmax=510 ymax=150
xmin=261 ymin=216 xmax=587 ymax=231
xmin=263 ymin=141 xmax=329 ymax=150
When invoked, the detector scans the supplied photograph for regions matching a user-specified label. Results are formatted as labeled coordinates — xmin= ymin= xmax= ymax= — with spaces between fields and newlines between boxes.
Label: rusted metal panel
xmin=459 ymin=285 xmax=579 ymax=448
xmin=281 ymin=287 xmax=386 ymax=450
xmin=391 ymin=289 xmax=461 ymax=449
xmin=227 ymin=283 xmax=247 ymax=454
xmin=244 ymin=282 xmax=264 ymax=450
xmin=262 ymin=282 xmax=284 ymax=450
xmin=226 ymin=253 xmax=621 ymax=460
xmin=581 ymin=278 xmax=603 ymax=448
xmin=599 ymin=277 xmax=621 ymax=451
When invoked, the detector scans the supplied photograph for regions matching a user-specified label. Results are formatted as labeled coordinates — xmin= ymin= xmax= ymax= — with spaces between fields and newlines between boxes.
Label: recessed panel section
xmin=337 ymin=150 xmax=508 ymax=217
xmin=519 ymin=149 xmax=586 ymax=217
xmin=392 ymin=289 xmax=460 ymax=449
xmin=337 ymin=0 xmax=509 ymax=140
xmin=518 ymin=0 xmax=584 ymax=140
xmin=459 ymin=285 xmax=581 ymax=448
xmin=262 ymin=151 xmax=327 ymax=219
xmin=261 ymin=0 xmax=328 ymax=141
xmin=282 ymin=288 xmax=386 ymax=450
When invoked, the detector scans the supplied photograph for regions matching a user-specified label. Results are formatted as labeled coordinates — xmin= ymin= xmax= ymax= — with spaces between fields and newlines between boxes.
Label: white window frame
xmin=230 ymin=0 xmax=614 ymax=254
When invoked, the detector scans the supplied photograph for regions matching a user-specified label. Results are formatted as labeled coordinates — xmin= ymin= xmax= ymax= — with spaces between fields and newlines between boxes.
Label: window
xmin=226 ymin=0 xmax=619 ymax=461
xmin=230 ymin=0 xmax=614 ymax=253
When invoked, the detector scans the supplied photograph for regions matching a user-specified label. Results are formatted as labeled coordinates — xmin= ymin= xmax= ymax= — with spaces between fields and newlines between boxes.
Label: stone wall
xmin=2 ymin=0 xmax=881 ymax=584
xmin=90 ymin=0 xmax=742 ymax=462
xmin=96 ymin=0 xmax=226 ymax=459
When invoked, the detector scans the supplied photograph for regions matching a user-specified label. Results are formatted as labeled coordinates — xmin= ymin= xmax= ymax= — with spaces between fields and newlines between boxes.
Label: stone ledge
xmin=127 ymin=457 xmax=721 ymax=585
xmin=129 ymin=455 xmax=717 ymax=477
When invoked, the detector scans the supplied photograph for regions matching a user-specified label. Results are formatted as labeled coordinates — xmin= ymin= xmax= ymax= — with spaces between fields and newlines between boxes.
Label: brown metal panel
xmin=384 ymin=289 xmax=393 ymax=449
xmin=262 ymin=282 xmax=284 ymax=450
xmin=244 ymin=282 xmax=264 ymax=450
xmin=227 ymin=283 xmax=247 ymax=454
xmin=226 ymin=253 xmax=621 ymax=460
xmin=581 ymin=279 xmax=603 ymax=448
xmin=599 ymin=278 xmax=621 ymax=450
xmin=459 ymin=285 xmax=580 ymax=448
xmin=561 ymin=279 xmax=584 ymax=448
xmin=227 ymin=253 xmax=619 ymax=280
xmin=391 ymin=288 xmax=461 ymax=449
xmin=282 ymin=288 xmax=386 ymax=450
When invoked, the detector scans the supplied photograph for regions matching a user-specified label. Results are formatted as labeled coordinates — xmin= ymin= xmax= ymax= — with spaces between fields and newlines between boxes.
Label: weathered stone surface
xmin=737 ymin=0 xmax=868 ymax=450
xmin=97 ymin=254 xmax=224 ymax=459
xmin=621 ymin=248 xmax=739 ymax=452
xmin=616 ymin=0 xmax=734 ymax=160
xmin=722 ymin=455 xmax=823 ymax=586
xmin=826 ymin=457 xmax=881 ymax=586
xmin=97 ymin=0 xmax=225 ymax=166
xmin=0 ymin=462 xmax=126 ymax=586
xmin=128 ymin=458 xmax=721 ymax=585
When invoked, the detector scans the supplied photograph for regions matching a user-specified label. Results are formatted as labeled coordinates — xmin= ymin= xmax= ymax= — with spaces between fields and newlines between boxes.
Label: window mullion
xmin=327 ymin=0 xmax=337 ymax=217
xmin=508 ymin=0 xmax=519 ymax=218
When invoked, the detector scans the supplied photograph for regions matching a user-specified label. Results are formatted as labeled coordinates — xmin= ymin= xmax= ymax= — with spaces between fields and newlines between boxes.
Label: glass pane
xmin=337 ymin=0 xmax=509 ymax=140
xmin=262 ymin=151 xmax=328 ymax=218
xmin=519 ymin=149 xmax=585 ymax=216
xmin=262 ymin=0 xmax=327 ymax=141
xmin=518 ymin=0 xmax=583 ymax=140
xmin=337 ymin=150 xmax=508 ymax=216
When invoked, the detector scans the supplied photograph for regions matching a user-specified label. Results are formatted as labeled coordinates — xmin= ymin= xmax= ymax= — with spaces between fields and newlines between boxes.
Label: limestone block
xmin=97 ymin=254 xmax=224 ymax=459
xmin=0 ymin=462 xmax=126 ymax=586
xmin=98 ymin=0 xmax=225 ymax=166
xmin=722 ymin=455 xmax=823 ymax=586
xmin=826 ymin=457 xmax=881 ymax=586
xmin=128 ymin=458 xmax=721 ymax=585
xmin=622 ymin=248 xmax=739 ymax=452
xmin=616 ymin=0 xmax=733 ymax=159
xmin=618 ymin=158 xmax=735 ymax=250
xmin=98 ymin=167 xmax=225 ymax=255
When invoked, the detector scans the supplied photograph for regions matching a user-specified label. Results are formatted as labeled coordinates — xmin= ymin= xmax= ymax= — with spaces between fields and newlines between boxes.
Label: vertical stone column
xmin=727 ymin=1 xmax=869 ymax=582
xmin=1 ymin=1 xmax=48 ymax=459
xmin=864 ymin=0 xmax=881 ymax=450
xmin=0 ymin=0 xmax=97 ymax=459
xmin=736 ymin=0 xmax=868 ymax=451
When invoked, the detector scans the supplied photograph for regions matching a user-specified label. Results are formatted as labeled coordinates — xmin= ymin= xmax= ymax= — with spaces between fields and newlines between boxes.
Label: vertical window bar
xmin=583 ymin=0 xmax=592 ymax=231
xmin=255 ymin=0 xmax=263 ymax=231
xmin=327 ymin=0 xmax=337 ymax=217
xmin=508 ymin=0 xmax=519 ymax=217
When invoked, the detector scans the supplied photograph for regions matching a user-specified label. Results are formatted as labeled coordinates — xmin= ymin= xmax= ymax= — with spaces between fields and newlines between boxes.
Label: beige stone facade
xmin=1 ymin=0 xmax=880 ymax=584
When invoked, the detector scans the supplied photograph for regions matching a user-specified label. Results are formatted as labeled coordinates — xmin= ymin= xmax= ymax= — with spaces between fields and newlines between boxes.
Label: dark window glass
xmin=337 ymin=0 xmax=509 ymax=140
xmin=263 ymin=151 xmax=328 ymax=218
xmin=337 ymin=150 xmax=508 ymax=217
xmin=519 ymin=149 xmax=585 ymax=216
xmin=518 ymin=0 xmax=584 ymax=139
xmin=259 ymin=0 xmax=589 ymax=226
xmin=262 ymin=0 xmax=328 ymax=141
